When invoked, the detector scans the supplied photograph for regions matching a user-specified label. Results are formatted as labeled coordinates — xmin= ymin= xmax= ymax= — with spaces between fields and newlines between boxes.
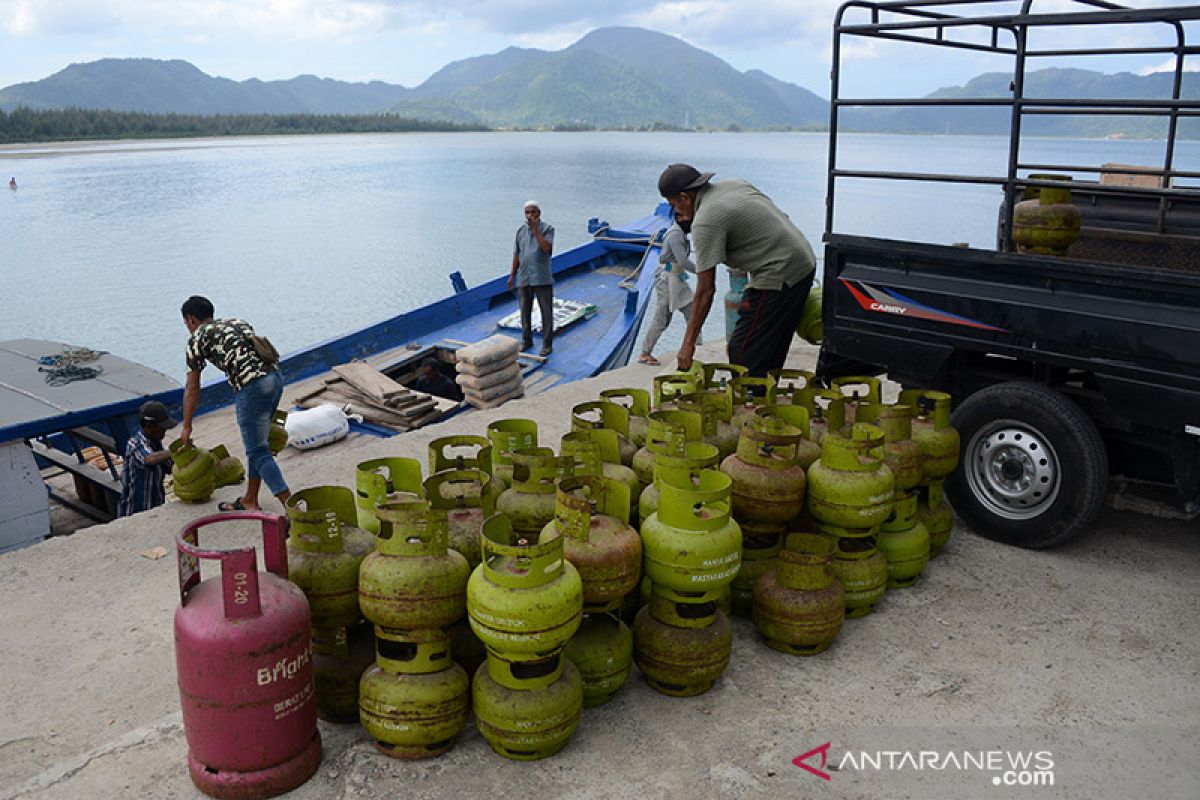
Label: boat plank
xmin=331 ymin=361 xmax=411 ymax=403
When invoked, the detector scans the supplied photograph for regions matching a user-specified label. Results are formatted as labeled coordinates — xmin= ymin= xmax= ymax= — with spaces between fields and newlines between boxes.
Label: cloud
xmin=1 ymin=0 xmax=426 ymax=40
xmin=1138 ymin=56 xmax=1199 ymax=76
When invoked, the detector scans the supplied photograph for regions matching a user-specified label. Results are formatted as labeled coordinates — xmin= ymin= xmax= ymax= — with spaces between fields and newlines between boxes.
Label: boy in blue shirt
xmin=117 ymin=401 xmax=176 ymax=517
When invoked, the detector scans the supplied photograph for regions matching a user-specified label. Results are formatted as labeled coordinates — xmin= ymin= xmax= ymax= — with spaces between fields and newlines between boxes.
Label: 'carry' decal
xmin=840 ymin=279 xmax=1006 ymax=332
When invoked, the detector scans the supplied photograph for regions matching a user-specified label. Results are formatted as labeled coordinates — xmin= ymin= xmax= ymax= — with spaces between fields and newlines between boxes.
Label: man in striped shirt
xmin=117 ymin=401 xmax=176 ymax=517
xmin=658 ymin=163 xmax=816 ymax=377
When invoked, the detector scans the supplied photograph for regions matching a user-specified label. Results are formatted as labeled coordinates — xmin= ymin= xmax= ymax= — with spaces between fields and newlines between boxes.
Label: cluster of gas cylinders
xmin=173 ymin=363 xmax=961 ymax=799
xmin=167 ymin=411 xmax=286 ymax=502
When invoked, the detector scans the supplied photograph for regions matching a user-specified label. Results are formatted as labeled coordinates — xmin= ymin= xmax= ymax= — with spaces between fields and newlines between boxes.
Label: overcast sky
xmin=2 ymin=0 xmax=1196 ymax=97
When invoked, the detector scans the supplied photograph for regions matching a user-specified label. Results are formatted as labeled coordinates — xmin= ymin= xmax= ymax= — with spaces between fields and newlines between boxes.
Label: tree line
xmin=0 ymin=107 xmax=487 ymax=144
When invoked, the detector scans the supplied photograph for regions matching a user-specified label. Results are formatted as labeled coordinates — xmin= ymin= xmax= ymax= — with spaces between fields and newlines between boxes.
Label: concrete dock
xmin=2 ymin=341 xmax=1198 ymax=800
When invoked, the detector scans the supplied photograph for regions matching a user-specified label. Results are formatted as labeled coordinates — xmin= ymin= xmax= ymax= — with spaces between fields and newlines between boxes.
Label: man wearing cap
xmin=116 ymin=400 xmax=176 ymax=517
xmin=506 ymin=200 xmax=555 ymax=356
xmin=657 ymin=164 xmax=816 ymax=376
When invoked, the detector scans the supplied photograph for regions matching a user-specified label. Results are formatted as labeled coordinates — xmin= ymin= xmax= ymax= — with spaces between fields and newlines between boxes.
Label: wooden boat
xmin=0 ymin=204 xmax=672 ymax=548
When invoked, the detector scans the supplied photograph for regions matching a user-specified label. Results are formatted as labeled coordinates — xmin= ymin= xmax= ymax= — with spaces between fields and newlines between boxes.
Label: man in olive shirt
xmin=657 ymin=163 xmax=816 ymax=376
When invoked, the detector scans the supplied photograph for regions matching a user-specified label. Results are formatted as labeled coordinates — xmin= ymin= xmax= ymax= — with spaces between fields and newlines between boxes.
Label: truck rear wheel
xmin=946 ymin=382 xmax=1107 ymax=548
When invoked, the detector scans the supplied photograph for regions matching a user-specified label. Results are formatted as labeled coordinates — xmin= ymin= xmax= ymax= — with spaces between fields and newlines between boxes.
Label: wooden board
xmin=331 ymin=361 xmax=412 ymax=404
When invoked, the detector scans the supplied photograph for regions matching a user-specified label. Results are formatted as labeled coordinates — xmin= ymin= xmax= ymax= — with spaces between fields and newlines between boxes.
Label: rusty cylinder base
xmin=188 ymin=730 xmax=321 ymax=800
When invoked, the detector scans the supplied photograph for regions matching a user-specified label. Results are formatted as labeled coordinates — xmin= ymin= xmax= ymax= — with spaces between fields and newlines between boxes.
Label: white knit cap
xmin=524 ymin=199 xmax=540 ymax=210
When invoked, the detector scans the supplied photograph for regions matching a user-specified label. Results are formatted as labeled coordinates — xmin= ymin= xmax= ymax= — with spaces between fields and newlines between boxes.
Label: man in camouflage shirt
xmin=180 ymin=295 xmax=291 ymax=511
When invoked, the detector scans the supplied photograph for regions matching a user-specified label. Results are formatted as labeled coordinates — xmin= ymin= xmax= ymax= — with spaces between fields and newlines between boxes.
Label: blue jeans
xmin=235 ymin=371 xmax=288 ymax=495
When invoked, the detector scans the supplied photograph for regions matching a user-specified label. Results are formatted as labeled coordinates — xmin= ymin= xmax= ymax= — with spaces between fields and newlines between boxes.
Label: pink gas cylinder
xmin=175 ymin=512 xmax=322 ymax=799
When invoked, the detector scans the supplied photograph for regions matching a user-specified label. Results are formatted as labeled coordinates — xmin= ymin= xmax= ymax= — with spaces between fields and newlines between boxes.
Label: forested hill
xmin=2 ymin=30 xmax=1196 ymax=137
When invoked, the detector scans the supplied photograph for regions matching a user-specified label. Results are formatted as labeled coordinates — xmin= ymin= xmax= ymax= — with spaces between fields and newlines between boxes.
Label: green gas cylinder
xmin=917 ymin=478 xmax=955 ymax=557
xmin=898 ymin=390 xmax=960 ymax=481
xmin=674 ymin=395 xmax=738 ymax=461
xmin=428 ymin=434 xmax=492 ymax=475
xmin=467 ymin=514 xmax=583 ymax=689
xmin=358 ymin=627 xmax=469 ymax=760
xmin=312 ymin=622 xmax=375 ymax=723
xmin=797 ymin=387 xmax=846 ymax=445
xmin=633 ymin=596 xmax=732 ymax=697
xmin=754 ymin=404 xmax=821 ymax=470
xmin=767 ymin=369 xmax=817 ymax=407
xmin=831 ymin=375 xmax=883 ymax=427
xmin=829 ymin=536 xmax=888 ymax=618
xmin=855 ymin=403 xmax=924 ymax=491
xmin=268 ymin=410 xmax=288 ymax=455
xmin=808 ymin=424 xmax=895 ymax=530
xmin=877 ymin=490 xmax=931 ymax=588
xmin=539 ymin=476 xmax=640 ymax=613
xmin=796 ymin=280 xmax=824 ymax=344
xmin=564 ymin=612 xmax=633 ymax=708
xmin=286 ymin=485 xmax=375 ymax=628
xmin=355 ymin=456 xmax=424 ymax=534
xmin=632 ymin=408 xmax=703 ymax=490
xmin=639 ymin=441 xmax=719 ymax=523
xmin=486 ymin=418 xmax=538 ymax=490
xmin=652 ymin=372 xmax=699 ymax=411
xmin=753 ymin=533 xmax=845 ymax=655
xmin=495 ymin=447 xmax=564 ymax=536
xmin=641 ymin=469 xmax=742 ymax=605
xmin=472 ymin=659 xmax=583 ymax=761
xmin=720 ymin=414 xmax=808 ymax=525
xmin=560 ymin=429 xmax=639 ymax=524
xmin=169 ymin=439 xmax=216 ymax=503
xmin=571 ymin=400 xmax=637 ymax=467
xmin=424 ymin=468 xmax=496 ymax=569
xmin=729 ymin=376 xmax=776 ymax=430
xmin=358 ymin=499 xmax=469 ymax=630
xmin=600 ymin=388 xmax=652 ymax=448
xmin=731 ymin=532 xmax=784 ymax=618
xmin=209 ymin=444 xmax=245 ymax=487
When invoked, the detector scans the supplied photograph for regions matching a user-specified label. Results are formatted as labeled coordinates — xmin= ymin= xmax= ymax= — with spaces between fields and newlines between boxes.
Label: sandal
xmin=637 ymin=354 xmax=661 ymax=366
xmin=218 ymin=498 xmax=248 ymax=512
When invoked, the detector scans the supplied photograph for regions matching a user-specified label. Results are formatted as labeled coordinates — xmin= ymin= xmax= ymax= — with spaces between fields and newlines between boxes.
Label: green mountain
xmin=4 ymin=32 xmax=1192 ymax=137
xmin=389 ymin=27 xmax=828 ymax=129
xmin=0 ymin=58 xmax=411 ymax=114
xmin=846 ymin=67 xmax=1200 ymax=138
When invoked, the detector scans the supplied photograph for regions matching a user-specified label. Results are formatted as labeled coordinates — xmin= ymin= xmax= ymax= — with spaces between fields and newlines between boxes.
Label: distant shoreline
xmin=3 ymin=128 xmax=1182 ymax=156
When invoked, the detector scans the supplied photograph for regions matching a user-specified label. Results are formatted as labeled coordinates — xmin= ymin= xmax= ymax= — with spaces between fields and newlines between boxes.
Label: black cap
xmin=658 ymin=163 xmax=714 ymax=197
xmin=139 ymin=400 xmax=177 ymax=430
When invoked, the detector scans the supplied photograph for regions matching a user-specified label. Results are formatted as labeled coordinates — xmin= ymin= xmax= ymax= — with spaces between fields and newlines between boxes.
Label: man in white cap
xmin=507 ymin=199 xmax=555 ymax=356
xmin=657 ymin=163 xmax=816 ymax=376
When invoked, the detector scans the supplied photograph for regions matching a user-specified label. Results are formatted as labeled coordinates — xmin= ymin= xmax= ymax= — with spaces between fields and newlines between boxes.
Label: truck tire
xmin=945 ymin=381 xmax=1107 ymax=549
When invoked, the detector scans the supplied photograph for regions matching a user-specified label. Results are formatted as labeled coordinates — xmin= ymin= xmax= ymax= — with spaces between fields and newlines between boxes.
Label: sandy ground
xmin=1 ymin=341 xmax=1198 ymax=800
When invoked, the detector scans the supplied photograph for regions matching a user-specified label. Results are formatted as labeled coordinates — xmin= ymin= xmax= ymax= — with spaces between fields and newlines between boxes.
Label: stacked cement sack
xmin=456 ymin=335 xmax=525 ymax=409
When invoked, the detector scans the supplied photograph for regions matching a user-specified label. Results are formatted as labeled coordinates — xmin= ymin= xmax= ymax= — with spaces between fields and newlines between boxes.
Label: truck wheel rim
xmin=964 ymin=421 xmax=1060 ymax=521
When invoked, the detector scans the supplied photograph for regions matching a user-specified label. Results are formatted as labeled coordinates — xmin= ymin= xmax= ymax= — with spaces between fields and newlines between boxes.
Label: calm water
xmin=3 ymin=131 xmax=1195 ymax=379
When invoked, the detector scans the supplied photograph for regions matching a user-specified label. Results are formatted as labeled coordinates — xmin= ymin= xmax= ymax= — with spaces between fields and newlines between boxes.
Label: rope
xmin=37 ymin=347 xmax=105 ymax=385
xmin=618 ymin=230 xmax=663 ymax=291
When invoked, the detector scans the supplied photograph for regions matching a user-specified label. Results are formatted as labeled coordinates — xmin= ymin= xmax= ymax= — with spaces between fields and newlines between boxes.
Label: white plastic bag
xmin=284 ymin=403 xmax=351 ymax=450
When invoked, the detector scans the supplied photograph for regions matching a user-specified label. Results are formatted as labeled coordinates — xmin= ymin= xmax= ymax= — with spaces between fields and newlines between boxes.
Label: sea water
xmin=2 ymin=131 xmax=1194 ymax=379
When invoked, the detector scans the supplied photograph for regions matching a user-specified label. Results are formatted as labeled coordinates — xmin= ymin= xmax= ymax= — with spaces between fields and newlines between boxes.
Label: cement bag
xmin=284 ymin=403 xmax=351 ymax=450
xmin=457 ymin=362 xmax=522 ymax=391
xmin=456 ymin=356 xmax=517 ymax=377
xmin=455 ymin=335 xmax=521 ymax=369
xmin=463 ymin=372 xmax=525 ymax=404
xmin=466 ymin=389 xmax=525 ymax=410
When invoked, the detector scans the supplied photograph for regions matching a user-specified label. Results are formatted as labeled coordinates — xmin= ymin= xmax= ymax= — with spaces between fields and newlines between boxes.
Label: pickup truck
xmin=819 ymin=0 xmax=1200 ymax=547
